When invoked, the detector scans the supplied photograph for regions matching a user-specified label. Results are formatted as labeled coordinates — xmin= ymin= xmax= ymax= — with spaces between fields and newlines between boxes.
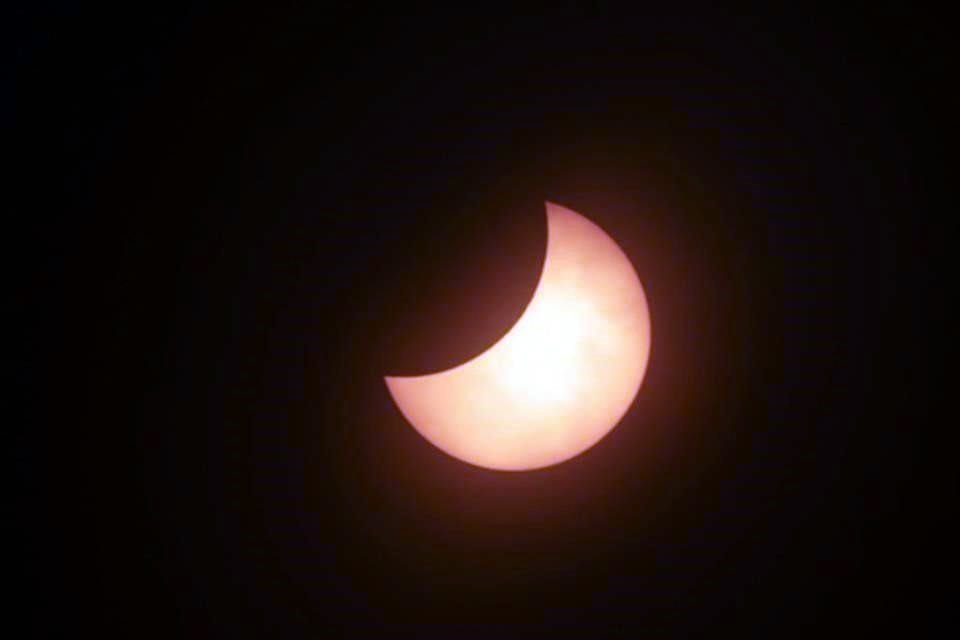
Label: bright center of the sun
xmin=500 ymin=292 xmax=590 ymax=404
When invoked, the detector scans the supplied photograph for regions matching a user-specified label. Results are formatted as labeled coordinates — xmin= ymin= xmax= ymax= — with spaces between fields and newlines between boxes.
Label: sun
xmin=384 ymin=202 xmax=650 ymax=471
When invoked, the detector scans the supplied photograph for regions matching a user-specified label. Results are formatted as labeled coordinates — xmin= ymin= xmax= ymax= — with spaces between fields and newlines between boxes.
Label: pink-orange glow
xmin=385 ymin=202 xmax=651 ymax=471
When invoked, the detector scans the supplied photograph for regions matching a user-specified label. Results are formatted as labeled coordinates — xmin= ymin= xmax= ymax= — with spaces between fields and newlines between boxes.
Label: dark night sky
xmin=13 ymin=4 xmax=937 ymax=637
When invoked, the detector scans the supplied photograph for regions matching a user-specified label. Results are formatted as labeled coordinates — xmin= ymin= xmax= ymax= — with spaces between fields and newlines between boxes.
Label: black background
xmin=13 ymin=4 xmax=936 ymax=637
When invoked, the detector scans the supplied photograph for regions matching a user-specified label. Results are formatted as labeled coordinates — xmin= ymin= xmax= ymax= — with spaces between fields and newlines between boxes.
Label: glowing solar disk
xmin=385 ymin=202 xmax=651 ymax=471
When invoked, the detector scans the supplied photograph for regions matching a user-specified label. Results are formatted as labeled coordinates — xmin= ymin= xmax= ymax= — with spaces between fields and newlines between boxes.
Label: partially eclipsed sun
xmin=385 ymin=202 xmax=651 ymax=471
